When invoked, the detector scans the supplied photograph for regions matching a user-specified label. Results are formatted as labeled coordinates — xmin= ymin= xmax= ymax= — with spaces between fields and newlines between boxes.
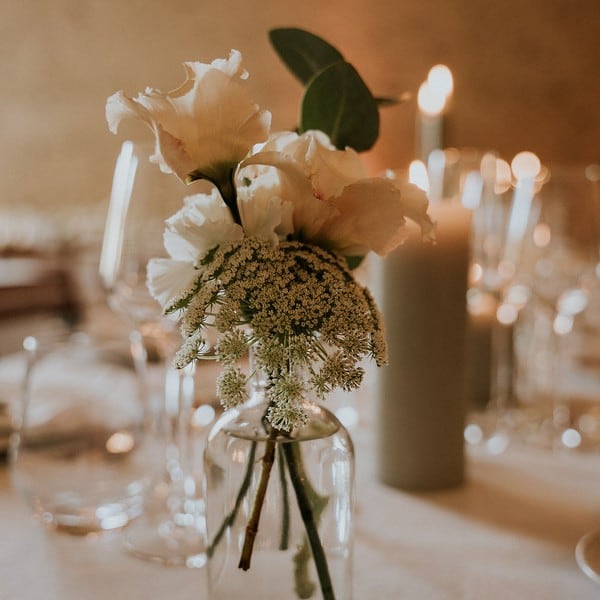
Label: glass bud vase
xmin=204 ymin=379 xmax=355 ymax=600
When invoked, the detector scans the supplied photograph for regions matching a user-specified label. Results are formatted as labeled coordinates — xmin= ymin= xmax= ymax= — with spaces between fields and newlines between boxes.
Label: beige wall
xmin=1 ymin=0 xmax=599 ymax=218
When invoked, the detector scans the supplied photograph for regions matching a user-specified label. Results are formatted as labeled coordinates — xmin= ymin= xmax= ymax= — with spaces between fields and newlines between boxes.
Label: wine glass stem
xmin=490 ymin=315 xmax=514 ymax=418
xmin=163 ymin=362 xmax=198 ymax=508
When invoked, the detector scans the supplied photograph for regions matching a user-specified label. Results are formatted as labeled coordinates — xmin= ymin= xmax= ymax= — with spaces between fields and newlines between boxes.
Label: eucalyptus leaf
xmin=345 ymin=256 xmax=364 ymax=270
xmin=376 ymin=96 xmax=400 ymax=107
xmin=269 ymin=28 xmax=344 ymax=85
xmin=300 ymin=62 xmax=379 ymax=152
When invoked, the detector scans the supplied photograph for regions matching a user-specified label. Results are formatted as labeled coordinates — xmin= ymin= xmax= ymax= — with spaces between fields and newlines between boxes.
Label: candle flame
xmin=427 ymin=65 xmax=454 ymax=99
xmin=408 ymin=160 xmax=430 ymax=191
xmin=510 ymin=151 xmax=541 ymax=181
xmin=417 ymin=81 xmax=446 ymax=116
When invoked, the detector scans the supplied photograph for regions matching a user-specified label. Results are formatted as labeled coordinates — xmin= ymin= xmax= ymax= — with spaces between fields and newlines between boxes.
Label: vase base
xmin=123 ymin=513 xmax=207 ymax=568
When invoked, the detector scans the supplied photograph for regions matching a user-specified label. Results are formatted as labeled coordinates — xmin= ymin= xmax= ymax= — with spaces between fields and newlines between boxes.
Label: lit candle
xmin=465 ymin=289 xmax=496 ymax=411
xmin=416 ymin=65 xmax=453 ymax=162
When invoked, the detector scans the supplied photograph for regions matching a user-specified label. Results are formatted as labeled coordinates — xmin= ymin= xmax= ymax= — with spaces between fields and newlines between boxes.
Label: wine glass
xmin=462 ymin=151 xmax=539 ymax=454
xmin=569 ymin=164 xmax=600 ymax=583
xmin=513 ymin=165 xmax=599 ymax=451
xmin=99 ymin=139 xmax=212 ymax=567
xmin=10 ymin=330 xmax=156 ymax=534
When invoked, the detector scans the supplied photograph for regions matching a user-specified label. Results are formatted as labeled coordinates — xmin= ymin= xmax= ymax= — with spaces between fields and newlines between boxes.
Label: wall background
xmin=1 ymin=0 xmax=599 ymax=219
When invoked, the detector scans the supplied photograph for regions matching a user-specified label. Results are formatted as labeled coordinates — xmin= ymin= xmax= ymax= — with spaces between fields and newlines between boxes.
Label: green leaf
xmin=376 ymin=96 xmax=400 ymax=107
xmin=269 ymin=28 xmax=344 ymax=85
xmin=300 ymin=62 xmax=379 ymax=152
xmin=345 ymin=256 xmax=364 ymax=270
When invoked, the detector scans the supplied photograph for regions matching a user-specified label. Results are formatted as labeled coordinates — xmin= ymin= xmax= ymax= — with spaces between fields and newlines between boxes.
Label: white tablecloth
xmin=2 ymin=403 xmax=600 ymax=600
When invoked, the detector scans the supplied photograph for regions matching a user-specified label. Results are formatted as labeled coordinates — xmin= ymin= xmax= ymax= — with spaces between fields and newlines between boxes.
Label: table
xmin=2 ymin=396 xmax=600 ymax=600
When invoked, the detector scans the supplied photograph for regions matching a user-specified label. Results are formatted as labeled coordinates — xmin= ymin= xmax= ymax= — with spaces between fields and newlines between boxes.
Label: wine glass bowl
xmin=99 ymin=140 xmax=185 ymax=335
xmin=513 ymin=165 xmax=600 ymax=450
xmin=9 ymin=331 xmax=156 ymax=534
xmin=99 ymin=139 xmax=212 ymax=566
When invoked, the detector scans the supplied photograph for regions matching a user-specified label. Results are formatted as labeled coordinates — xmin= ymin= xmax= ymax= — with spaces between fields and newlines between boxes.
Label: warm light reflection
xmin=468 ymin=262 xmax=483 ymax=286
xmin=467 ymin=289 xmax=496 ymax=317
xmin=511 ymin=151 xmax=541 ymax=180
xmin=408 ymin=160 xmax=430 ymax=191
xmin=106 ymin=431 xmax=135 ymax=454
xmin=486 ymin=432 xmax=509 ymax=455
xmin=585 ymin=164 xmax=600 ymax=182
xmin=504 ymin=284 xmax=530 ymax=309
xmin=498 ymin=259 xmax=516 ymax=282
xmin=231 ymin=448 xmax=247 ymax=464
xmin=557 ymin=288 xmax=588 ymax=316
xmin=561 ymin=428 xmax=581 ymax=449
xmin=464 ymin=423 xmax=483 ymax=445
xmin=191 ymin=404 xmax=216 ymax=428
xmin=417 ymin=82 xmax=446 ymax=116
xmin=497 ymin=302 xmax=519 ymax=326
xmin=495 ymin=159 xmax=512 ymax=194
xmin=533 ymin=223 xmax=551 ymax=248
xmin=23 ymin=336 xmax=37 ymax=352
xmin=427 ymin=64 xmax=454 ymax=99
xmin=553 ymin=313 xmax=573 ymax=336
xmin=461 ymin=171 xmax=483 ymax=209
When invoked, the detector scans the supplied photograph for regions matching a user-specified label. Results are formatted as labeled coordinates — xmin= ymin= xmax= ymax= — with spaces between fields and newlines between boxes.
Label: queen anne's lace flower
xmin=216 ymin=365 xmax=248 ymax=409
xmin=168 ymin=236 xmax=388 ymax=431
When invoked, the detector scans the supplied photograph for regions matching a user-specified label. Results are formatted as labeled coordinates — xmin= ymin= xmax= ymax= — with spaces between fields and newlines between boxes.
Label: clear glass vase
xmin=204 ymin=379 xmax=355 ymax=600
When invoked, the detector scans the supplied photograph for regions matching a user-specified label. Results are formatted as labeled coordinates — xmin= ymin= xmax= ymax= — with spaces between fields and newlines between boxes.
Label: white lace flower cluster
xmin=166 ymin=236 xmax=387 ymax=431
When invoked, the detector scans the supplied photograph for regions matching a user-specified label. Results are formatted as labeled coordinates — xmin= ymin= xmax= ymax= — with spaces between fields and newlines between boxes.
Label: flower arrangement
xmin=106 ymin=27 xmax=432 ymax=598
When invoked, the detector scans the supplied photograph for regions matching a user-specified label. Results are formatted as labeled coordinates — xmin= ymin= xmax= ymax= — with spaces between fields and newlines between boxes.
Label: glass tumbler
xmin=9 ymin=331 xmax=159 ymax=534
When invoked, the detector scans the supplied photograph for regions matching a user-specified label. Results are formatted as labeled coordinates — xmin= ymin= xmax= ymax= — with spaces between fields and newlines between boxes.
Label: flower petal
xmin=146 ymin=257 xmax=198 ymax=308
xmin=324 ymin=178 xmax=433 ymax=256
xmin=242 ymin=150 xmax=333 ymax=239
xmin=106 ymin=51 xmax=271 ymax=185
xmin=164 ymin=190 xmax=243 ymax=260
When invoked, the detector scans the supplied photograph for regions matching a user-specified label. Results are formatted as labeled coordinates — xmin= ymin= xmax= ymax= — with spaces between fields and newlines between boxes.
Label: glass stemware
xmin=10 ymin=331 xmax=156 ymax=535
xmin=514 ymin=165 xmax=599 ymax=451
xmin=463 ymin=151 xmax=539 ymax=453
xmin=99 ymin=140 xmax=212 ymax=567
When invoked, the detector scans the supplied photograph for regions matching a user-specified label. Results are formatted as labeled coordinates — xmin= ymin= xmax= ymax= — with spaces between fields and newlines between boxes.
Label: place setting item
xmin=512 ymin=164 xmax=600 ymax=452
xmin=9 ymin=330 xmax=159 ymax=534
xmin=99 ymin=139 xmax=212 ymax=566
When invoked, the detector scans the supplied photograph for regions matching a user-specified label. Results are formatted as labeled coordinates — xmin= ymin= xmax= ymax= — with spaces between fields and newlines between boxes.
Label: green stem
xmin=219 ymin=170 xmax=242 ymax=226
xmin=282 ymin=442 xmax=335 ymax=600
xmin=207 ymin=440 xmax=257 ymax=558
xmin=238 ymin=430 xmax=279 ymax=570
xmin=277 ymin=444 xmax=290 ymax=551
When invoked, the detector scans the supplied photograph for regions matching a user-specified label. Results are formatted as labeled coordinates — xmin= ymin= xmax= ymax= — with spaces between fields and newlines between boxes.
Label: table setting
xmin=1 ymin=22 xmax=599 ymax=600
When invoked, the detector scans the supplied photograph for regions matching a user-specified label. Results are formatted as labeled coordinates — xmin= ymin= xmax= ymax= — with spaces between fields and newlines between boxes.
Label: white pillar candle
xmin=465 ymin=290 xmax=496 ymax=411
xmin=376 ymin=201 xmax=471 ymax=490
xmin=416 ymin=82 xmax=445 ymax=163
xmin=416 ymin=65 xmax=453 ymax=163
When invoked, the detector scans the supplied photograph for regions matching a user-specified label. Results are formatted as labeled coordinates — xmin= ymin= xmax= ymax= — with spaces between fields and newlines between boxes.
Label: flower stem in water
xmin=207 ymin=440 xmax=257 ymax=558
xmin=238 ymin=430 xmax=279 ymax=570
xmin=283 ymin=441 xmax=335 ymax=600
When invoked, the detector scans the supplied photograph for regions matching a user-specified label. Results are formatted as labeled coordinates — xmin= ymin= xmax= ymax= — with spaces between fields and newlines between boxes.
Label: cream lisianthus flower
xmin=236 ymin=167 xmax=294 ymax=243
xmin=106 ymin=50 xmax=271 ymax=197
xmin=243 ymin=131 xmax=434 ymax=258
xmin=147 ymin=188 xmax=243 ymax=309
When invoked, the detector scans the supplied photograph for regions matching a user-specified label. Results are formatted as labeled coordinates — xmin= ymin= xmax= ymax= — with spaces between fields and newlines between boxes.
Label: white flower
xmin=243 ymin=130 xmax=433 ymax=257
xmin=147 ymin=188 xmax=243 ymax=308
xmin=165 ymin=189 xmax=243 ymax=258
xmin=106 ymin=50 xmax=271 ymax=186
xmin=236 ymin=168 xmax=293 ymax=242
